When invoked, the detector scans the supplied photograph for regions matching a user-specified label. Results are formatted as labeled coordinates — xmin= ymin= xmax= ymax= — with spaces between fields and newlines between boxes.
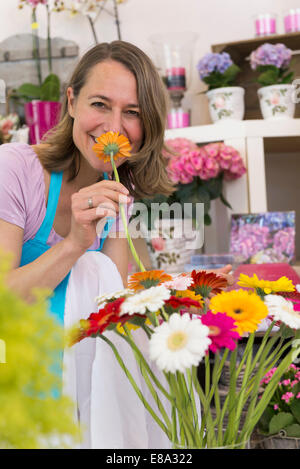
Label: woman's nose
xmin=103 ymin=110 xmax=123 ymax=134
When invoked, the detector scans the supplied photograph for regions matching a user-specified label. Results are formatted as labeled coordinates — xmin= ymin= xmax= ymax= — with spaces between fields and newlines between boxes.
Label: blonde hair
xmin=39 ymin=41 xmax=174 ymax=199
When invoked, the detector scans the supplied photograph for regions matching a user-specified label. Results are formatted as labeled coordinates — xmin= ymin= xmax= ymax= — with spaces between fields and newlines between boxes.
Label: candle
xmin=166 ymin=67 xmax=186 ymax=91
xmin=254 ymin=13 xmax=277 ymax=36
xmin=167 ymin=108 xmax=190 ymax=129
xmin=284 ymin=8 xmax=300 ymax=33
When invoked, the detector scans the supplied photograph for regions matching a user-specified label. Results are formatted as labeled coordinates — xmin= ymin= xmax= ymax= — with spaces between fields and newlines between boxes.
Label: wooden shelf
xmin=211 ymin=32 xmax=300 ymax=63
xmin=165 ymin=119 xmax=300 ymax=143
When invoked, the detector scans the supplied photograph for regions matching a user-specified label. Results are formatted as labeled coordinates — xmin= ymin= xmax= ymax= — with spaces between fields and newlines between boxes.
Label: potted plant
xmin=134 ymin=138 xmax=246 ymax=271
xmin=256 ymin=363 xmax=300 ymax=448
xmin=14 ymin=0 xmax=61 ymax=143
xmin=196 ymin=52 xmax=243 ymax=123
xmin=250 ymin=42 xmax=295 ymax=120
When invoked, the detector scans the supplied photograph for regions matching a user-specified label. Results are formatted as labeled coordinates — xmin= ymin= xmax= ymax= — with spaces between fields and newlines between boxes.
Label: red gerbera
xmin=189 ymin=270 xmax=228 ymax=298
xmin=164 ymin=296 xmax=203 ymax=309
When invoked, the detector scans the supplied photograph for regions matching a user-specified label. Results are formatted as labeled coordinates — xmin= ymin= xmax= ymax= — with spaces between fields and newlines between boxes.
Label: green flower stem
xmin=46 ymin=4 xmax=52 ymax=74
xmin=168 ymin=372 xmax=199 ymax=447
xmin=223 ymin=347 xmax=238 ymax=444
xmin=110 ymin=153 xmax=145 ymax=272
xmin=231 ymin=332 xmax=255 ymax=442
xmin=186 ymin=369 xmax=199 ymax=432
xmin=122 ymin=327 xmax=173 ymax=434
xmin=116 ymin=327 xmax=173 ymax=405
xmin=98 ymin=333 xmax=170 ymax=437
xmin=191 ymin=365 xmax=216 ymax=447
xmin=32 ymin=8 xmax=42 ymax=87
xmin=205 ymin=353 xmax=210 ymax=397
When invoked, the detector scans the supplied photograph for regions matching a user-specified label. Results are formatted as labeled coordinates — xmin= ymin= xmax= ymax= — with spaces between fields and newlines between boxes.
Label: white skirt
xmin=63 ymin=251 xmax=172 ymax=449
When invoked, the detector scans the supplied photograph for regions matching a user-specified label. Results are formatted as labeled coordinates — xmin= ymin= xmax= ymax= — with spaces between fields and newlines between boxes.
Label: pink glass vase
xmin=24 ymin=100 xmax=61 ymax=144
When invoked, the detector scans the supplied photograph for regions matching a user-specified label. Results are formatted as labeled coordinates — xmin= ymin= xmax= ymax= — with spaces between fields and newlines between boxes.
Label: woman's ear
xmin=67 ymin=87 xmax=75 ymax=118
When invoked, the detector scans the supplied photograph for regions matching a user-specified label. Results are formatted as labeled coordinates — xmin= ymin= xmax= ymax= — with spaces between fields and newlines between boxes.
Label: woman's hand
xmin=207 ymin=264 xmax=235 ymax=287
xmin=66 ymin=179 xmax=131 ymax=253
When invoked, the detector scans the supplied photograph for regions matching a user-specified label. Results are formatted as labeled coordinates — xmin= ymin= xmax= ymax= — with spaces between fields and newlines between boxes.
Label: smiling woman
xmin=0 ymin=40 xmax=175 ymax=449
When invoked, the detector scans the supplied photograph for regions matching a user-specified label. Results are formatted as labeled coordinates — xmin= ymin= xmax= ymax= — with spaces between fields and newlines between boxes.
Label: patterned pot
xmin=206 ymin=86 xmax=245 ymax=123
xmin=142 ymin=219 xmax=201 ymax=273
xmin=257 ymin=84 xmax=295 ymax=120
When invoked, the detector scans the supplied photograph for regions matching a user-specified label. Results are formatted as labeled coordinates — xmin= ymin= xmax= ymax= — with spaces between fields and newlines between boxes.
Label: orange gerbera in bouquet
xmin=68 ymin=132 xmax=300 ymax=449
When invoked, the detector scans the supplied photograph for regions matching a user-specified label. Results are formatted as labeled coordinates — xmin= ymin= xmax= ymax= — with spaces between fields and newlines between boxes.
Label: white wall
xmin=0 ymin=0 xmax=299 ymax=125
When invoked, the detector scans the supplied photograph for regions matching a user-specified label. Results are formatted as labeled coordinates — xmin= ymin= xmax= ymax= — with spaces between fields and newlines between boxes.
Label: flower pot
xmin=254 ymin=434 xmax=300 ymax=449
xmin=257 ymin=84 xmax=295 ymax=120
xmin=206 ymin=86 xmax=245 ymax=124
xmin=24 ymin=100 xmax=61 ymax=144
xmin=141 ymin=218 xmax=201 ymax=273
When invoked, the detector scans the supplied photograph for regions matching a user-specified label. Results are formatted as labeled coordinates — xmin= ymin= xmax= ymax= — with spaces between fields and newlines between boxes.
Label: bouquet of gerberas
xmin=68 ymin=267 xmax=300 ymax=449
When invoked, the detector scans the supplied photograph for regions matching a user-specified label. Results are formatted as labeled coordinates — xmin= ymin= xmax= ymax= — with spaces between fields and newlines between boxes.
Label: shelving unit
xmin=165 ymin=119 xmax=300 ymax=255
xmin=211 ymin=32 xmax=300 ymax=120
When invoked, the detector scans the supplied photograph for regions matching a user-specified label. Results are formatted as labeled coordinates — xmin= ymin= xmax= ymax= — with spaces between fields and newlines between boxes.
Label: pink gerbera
xmin=200 ymin=311 xmax=240 ymax=353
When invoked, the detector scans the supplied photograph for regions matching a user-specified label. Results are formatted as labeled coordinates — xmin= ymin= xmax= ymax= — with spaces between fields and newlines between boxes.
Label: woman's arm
xmin=102 ymin=235 xmax=129 ymax=288
xmin=0 ymin=219 xmax=85 ymax=303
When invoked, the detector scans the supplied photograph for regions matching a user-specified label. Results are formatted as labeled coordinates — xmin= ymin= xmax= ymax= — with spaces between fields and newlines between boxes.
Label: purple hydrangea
xmin=197 ymin=52 xmax=233 ymax=79
xmin=250 ymin=43 xmax=292 ymax=70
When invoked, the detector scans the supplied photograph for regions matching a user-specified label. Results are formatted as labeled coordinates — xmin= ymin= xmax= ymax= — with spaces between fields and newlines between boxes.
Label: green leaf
xmin=16 ymin=83 xmax=41 ymax=100
xmin=281 ymin=326 xmax=295 ymax=339
xmin=258 ymin=407 xmax=275 ymax=433
xmin=203 ymin=176 xmax=223 ymax=200
xmin=269 ymin=412 xmax=295 ymax=435
xmin=280 ymin=71 xmax=294 ymax=84
xmin=220 ymin=192 xmax=232 ymax=209
xmin=221 ymin=64 xmax=241 ymax=85
xmin=40 ymin=74 xmax=60 ymax=102
xmin=291 ymin=399 xmax=300 ymax=424
xmin=196 ymin=186 xmax=211 ymax=204
xmin=204 ymin=213 xmax=211 ymax=225
xmin=285 ymin=423 xmax=300 ymax=438
xmin=258 ymin=69 xmax=280 ymax=87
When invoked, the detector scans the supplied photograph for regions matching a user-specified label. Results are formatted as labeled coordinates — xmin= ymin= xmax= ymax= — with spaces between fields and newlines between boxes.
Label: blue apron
xmin=20 ymin=171 xmax=115 ymax=395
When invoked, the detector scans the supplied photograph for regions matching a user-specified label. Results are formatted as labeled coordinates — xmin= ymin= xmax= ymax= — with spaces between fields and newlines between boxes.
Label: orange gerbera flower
xmin=128 ymin=270 xmax=173 ymax=291
xmin=92 ymin=131 xmax=132 ymax=163
xmin=189 ymin=269 xmax=228 ymax=298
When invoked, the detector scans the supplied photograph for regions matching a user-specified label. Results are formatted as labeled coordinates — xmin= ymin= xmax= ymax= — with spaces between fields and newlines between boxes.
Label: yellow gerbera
xmin=238 ymin=273 xmax=295 ymax=295
xmin=92 ymin=131 xmax=132 ymax=163
xmin=176 ymin=289 xmax=204 ymax=309
xmin=209 ymin=289 xmax=268 ymax=336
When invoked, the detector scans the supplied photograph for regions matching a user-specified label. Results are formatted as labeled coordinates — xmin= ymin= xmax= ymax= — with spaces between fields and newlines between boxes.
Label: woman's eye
xmin=92 ymin=102 xmax=106 ymax=109
xmin=126 ymin=110 xmax=140 ymax=117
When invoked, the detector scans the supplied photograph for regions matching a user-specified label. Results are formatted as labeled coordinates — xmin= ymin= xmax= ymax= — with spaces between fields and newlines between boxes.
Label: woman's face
xmin=67 ymin=59 xmax=144 ymax=173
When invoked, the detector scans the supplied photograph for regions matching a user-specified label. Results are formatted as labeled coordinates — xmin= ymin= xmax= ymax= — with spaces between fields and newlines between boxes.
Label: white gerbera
xmin=163 ymin=274 xmax=193 ymax=290
xmin=264 ymin=294 xmax=300 ymax=329
xmin=149 ymin=313 xmax=211 ymax=373
xmin=120 ymin=285 xmax=171 ymax=316
xmin=95 ymin=289 xmax=132 ymax=308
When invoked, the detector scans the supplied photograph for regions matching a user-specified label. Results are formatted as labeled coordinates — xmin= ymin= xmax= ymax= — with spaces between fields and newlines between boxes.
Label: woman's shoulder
xmin=0 ymin=142 xmax=44 ymax=178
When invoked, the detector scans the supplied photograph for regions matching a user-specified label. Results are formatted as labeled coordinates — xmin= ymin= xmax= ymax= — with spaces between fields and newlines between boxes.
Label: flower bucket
xmin=257 ymin=84 xmax=295 ymax=120
xmin=206 ymin=86 xmax=245 ymax=124
xmin=254 ymin=434 xmax=300 ymax=449
xmin=141 ymin=218 xmax=201 ymax=273
xmin=24 ymin=100 xmax=61 ymax=144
